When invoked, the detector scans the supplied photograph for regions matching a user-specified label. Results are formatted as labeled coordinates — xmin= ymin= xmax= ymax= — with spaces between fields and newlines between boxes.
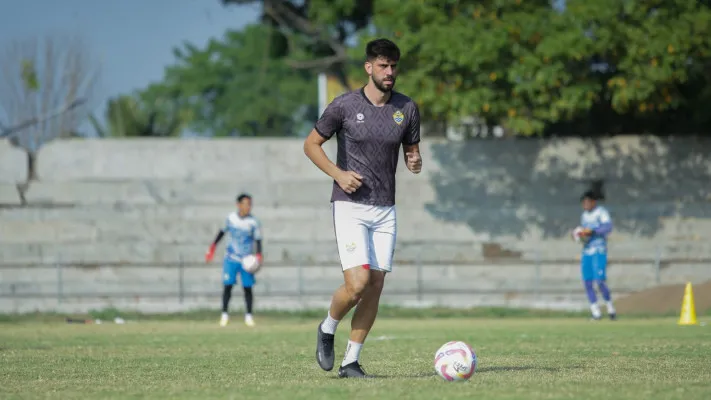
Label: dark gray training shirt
xmin=314 ymin=87 xmax=421 ymax=207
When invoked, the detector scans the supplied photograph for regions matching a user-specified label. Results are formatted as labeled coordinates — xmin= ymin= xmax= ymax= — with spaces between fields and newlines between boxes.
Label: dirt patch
xmin=482 ymin=243 xmax=522 ymax=259
xmin=616 ymin=280 xmax=711 ymax=315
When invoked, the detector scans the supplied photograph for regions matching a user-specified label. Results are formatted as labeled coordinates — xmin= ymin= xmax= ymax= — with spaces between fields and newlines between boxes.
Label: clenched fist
xmin=336 ymin=170 xmax=363 ymax=194
xmin=406 ymin=152 xmax=422 ymax=174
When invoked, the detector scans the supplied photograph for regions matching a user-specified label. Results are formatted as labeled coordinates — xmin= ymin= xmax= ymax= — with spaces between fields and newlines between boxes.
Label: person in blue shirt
xmin=575 ymin=190 xmax=617 ymax=321
xmin=205 ymin=193 xmax=263 ymax=327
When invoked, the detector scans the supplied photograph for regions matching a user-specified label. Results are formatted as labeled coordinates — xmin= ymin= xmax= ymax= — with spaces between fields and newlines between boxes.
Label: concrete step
xmin=2 ymin=179 xmax=439 ymax=208
xmin=4 ymin=178 xmax=711 ymax=213
xmin=1 ymin=214 xmax=701 ymax=260
xmin=0 ymin=212 xmax=493 ymax=243
xmin=0 ymin=184 xmax=19 ymax=205
xmin=2 ymin=202 xmax=710 ymax=243
xmin=0 ymin=236 xmax=704 ymax=265
xmin=2 ymin=263 xmax=709 ymax=299
xmin=0 ymin=241 xmax=485 ymax=264
xmin=0 ymin=138 xmax=340 ymax=183
xmin=3 ymin=136 xmax=711 ymax=183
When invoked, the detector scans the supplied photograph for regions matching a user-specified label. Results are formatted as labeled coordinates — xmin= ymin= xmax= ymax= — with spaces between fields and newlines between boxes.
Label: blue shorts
xmin=222 ymin=258 xmax=255 ymax=288
xmin=581 ymin=252 xmax=607 ymax=281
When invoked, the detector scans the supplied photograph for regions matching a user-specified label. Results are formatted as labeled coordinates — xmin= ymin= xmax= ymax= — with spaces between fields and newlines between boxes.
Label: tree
xmin=547 ymin=0 xmax=711 ymax=135
xmin=0 ymin=33 xmax=99 ymax=203
xmin=140 ymin=24 xmax=318 ymax=137
xmin=220 ymin=0 xmax=374 ymax=86
xmin=362 ymin=0 xmax=711 ymax=136
xmin=360 ymin=0 xmax=560 ymax=134
xmin=89 ymin=95 xmax=186 ymax=137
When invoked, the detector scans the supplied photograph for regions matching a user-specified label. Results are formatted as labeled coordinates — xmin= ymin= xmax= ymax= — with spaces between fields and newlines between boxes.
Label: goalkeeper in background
xmin=574 ymin=189 xmax=616 ymax=321
xmin=205 ymin=193 xmax=263 ymax=327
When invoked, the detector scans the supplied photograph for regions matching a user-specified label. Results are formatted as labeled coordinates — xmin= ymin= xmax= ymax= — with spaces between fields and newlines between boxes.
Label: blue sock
xmin=598 ymin=281 xmax=611 ymax=302
xmin=584 ymin=280 xmax=597 ymax=304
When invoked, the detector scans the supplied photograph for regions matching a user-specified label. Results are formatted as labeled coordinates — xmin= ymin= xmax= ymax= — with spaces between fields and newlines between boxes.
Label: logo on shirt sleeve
xmin=393 ymin=110 xmax=404 ymax=125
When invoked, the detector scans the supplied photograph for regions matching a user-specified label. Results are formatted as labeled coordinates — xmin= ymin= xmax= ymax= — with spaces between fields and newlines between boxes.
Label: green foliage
xmin=140 ymin=24 xmax=318 ymax=137
xmin=90 ymin=95 xmax=185 ymax=137
xmin=20 ymin=59 xmax=39 ymax=91
xmin=221 ymin=0 xmax=373 ymax=88
xmin=361 ymin=0 xmax=711 ymax=135
xmin=561 ymin=0 xmax=711 ymax=130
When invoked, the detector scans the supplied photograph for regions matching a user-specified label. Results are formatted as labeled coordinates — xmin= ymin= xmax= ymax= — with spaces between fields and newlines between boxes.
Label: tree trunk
xmin=16 ymin=150 xmax=38 ymax=206
xmin=27 ymin=150 xmax=38 ymax=181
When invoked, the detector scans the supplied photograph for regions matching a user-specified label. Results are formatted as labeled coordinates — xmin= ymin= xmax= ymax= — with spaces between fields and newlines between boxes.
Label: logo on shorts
xmin=345 ymin=242 xmax=357 ymax=253
xmin=393 ymin=110 xmax=404 ymax=125
xmin=223 ymin=273 xmax=230 ymax=280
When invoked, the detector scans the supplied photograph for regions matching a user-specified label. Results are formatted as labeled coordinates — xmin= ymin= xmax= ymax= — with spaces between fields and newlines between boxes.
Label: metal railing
xmin=1 ymin=248 xmax=708 ymax=312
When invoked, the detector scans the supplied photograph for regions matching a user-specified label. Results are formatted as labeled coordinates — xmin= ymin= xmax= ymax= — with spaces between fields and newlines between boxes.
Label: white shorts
xmin=331 ymin=200 xmax=397 ymax=272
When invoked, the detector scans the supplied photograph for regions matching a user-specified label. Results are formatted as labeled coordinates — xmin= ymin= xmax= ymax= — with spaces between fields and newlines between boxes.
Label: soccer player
xmin=303 ymin=38 xmax=422 ymax=378
xmin=575 ymin=190 xmax=617 ymax=321
xmin=205 ymin=193 xmax=263 ymax=327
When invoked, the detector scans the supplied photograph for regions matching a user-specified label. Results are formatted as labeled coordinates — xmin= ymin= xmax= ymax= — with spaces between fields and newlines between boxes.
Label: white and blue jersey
xmin=580 ymin=206 xmax=613 ymax=281
xmin=580 ymin=206 xmax=613 ymax=255
xmin=222 ymin=212 xmax=261 ymax=287
xmin=223 ymin=212 xmax=262 ymax=262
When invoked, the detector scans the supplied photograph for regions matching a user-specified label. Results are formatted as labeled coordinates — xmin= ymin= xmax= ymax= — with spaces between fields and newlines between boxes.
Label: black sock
xmin=222 ymin=285 xmax=233 ymax=313
xmin=243 ymin=287 xmax=253 ymax=314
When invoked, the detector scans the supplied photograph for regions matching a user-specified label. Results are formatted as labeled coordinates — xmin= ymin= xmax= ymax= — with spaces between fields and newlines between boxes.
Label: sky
xmin=0 ymin=0 xmax=260 ymax=120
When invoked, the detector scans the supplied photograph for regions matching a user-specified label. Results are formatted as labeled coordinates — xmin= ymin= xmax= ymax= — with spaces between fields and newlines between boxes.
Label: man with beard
xmin=303 ymin=38 xmax=422 ymax=378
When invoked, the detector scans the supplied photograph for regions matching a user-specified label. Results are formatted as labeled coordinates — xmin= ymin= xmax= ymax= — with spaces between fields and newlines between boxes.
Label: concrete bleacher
xmin=1 ymin=135 xmax=710 ymax=312
xmin=1 ymin=135 xmax=710 ymax=264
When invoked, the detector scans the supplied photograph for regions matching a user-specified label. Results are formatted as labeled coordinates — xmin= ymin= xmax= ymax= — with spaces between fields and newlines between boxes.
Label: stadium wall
xmin=1 ymin=136 xmax=710 ymax=313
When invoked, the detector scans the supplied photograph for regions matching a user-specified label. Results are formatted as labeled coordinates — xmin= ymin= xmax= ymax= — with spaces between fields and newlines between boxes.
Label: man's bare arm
xmin=304 ymin=129 xmax=363 ymax=193
xmin=303 ymin=129 xmax=342 ymax=179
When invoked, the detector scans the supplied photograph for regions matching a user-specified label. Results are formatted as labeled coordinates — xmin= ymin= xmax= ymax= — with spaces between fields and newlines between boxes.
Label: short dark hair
xmin=580 ymin=191 xmax=596 ymax=201
xmin=237 ymin=193 xmax=251 ymax=203
xmin=366 ymin=38 xmax=400 ymax=62
xmin=580 ymin=190 xmax=604 ymax=202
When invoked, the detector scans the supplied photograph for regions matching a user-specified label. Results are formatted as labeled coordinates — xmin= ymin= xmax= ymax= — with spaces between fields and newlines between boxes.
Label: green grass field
xmin=1 ymin=313 xmax=710 ymax=400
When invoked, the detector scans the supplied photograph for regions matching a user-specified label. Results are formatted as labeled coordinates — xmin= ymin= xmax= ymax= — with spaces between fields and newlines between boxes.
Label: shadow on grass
xmin=331 ymin=372 xmax=438 ymax=380
xmin=477 ymin=365 xmax=584 ymax=373
xmin=330 ymin=365 xmax=585 ymax=379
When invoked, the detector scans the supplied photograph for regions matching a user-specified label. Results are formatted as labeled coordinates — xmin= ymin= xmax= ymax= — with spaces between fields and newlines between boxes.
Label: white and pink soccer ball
xmin=241 ymin=254 xmax=262 ymax=273
xmin=434 ymin=341 xmax=478 ymax=382
xmin=572 ymin=226 xmax=584 ymax=243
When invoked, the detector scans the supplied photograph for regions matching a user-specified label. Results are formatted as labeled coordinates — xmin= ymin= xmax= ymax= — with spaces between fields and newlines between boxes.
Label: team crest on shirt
xmin=393 ymin=110 xmax=404 ymax=125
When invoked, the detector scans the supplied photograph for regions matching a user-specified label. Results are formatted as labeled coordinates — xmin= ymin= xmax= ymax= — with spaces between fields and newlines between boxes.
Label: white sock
xmin=341 ymin=340 xmax=363 ymax=366
xmin=321 ymin=313 xmax=340 ymax=335
xmin=590 ymin=303 xmax=602 ymax=319
xmin=221 ymin=312 xmax=228 ymax=319
xmin=245 ymin=313 xmax=253 ymax=319
xmin=606 ymin=301 xmax=616 ymax=314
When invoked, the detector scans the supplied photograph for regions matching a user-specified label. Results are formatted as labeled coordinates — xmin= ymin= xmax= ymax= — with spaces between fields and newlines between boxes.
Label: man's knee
xmin=367 ymin=271 xmax=386 ymax=294
xmin=343 ymin=265 xmax=371 ymax=300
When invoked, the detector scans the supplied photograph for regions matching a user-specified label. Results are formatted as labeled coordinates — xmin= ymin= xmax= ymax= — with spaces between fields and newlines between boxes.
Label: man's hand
xmin=336 ymin=170 xmax=363 ymax=194
xmin=205 ymin=244 xmax=216 ymax=263
xmin=580 ymin=228 xmax=593 ymax=236
xmin=406 ymin=151 xmax=422 ymax=174
xmin=256 ymin=253 xmax=263 ymax=266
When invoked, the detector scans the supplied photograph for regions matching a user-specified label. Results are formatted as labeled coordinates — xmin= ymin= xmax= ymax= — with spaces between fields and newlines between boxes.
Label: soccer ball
xmin=572 ymin=226 xmax=584 ymax=243
xmin=434 ymin=341 xmax=477 ymax=382
xmin=241 ymin=254 xmax=261 ymax=273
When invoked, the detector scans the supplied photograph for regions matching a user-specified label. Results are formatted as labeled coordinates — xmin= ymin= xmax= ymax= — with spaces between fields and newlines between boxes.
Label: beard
xmin=373 ymin=75 xmax=396 ymax=92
